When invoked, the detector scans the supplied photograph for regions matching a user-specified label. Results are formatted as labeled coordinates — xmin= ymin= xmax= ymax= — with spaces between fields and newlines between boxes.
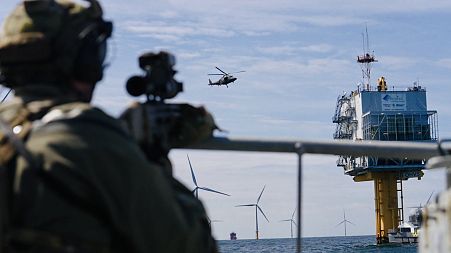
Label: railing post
xmin=295 ymin=143 xmax=304 ymax=253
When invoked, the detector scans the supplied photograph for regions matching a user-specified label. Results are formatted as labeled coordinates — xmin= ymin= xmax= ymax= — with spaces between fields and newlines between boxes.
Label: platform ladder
xmin=397 ymin=177 xmax=405 ymax=227
xmin=373 ymin=172 xmax=399 ymax=244
xmin=332 ymin=95 xmax=354 ymax=140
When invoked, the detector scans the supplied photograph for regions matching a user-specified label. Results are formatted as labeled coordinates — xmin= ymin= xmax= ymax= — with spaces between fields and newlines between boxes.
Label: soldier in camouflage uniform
xmin=0 ymin=0 xmax=217 ymax=252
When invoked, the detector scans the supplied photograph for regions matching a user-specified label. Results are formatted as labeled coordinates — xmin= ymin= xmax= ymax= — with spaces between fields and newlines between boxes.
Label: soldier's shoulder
xmin=0 ymin=97 xmax=25 ymax=122
xmin=34 ymin=102 xmax=128 ymax=139
xmin=43 ymin=102 xmax=113 ymax=122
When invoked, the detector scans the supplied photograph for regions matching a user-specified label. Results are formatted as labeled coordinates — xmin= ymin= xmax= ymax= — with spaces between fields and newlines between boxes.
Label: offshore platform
xmin=332 ymin=32 xmax=438 ymax=243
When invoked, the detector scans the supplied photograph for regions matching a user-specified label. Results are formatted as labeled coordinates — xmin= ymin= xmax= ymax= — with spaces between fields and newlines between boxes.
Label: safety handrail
xmin=185 ymin=137 xmax=441 ymax=252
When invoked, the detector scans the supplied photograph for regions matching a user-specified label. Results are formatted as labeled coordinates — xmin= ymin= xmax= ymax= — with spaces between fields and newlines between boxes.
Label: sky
xmin=1 ymin=0 xmax=451 ymax=241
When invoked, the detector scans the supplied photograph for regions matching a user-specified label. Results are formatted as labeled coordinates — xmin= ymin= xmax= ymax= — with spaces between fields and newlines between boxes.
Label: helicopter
xmin=208 ymin=66 xmax=245 ymax=88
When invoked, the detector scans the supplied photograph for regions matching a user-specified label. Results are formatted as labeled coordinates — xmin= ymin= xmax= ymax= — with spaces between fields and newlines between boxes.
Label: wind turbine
xmin=236 ymin=185 xmax=269 ymax=240
xmin=408 ymin=191 xmax=435 ymax=226
xmin=280 ymin=207 xmax=297 ymax=238
xmin=409 ymin=191 xmax=435 ymax=209
xmin=335 ymin=210 xmax=355 ymax=236
xmin=187 ymin=154 xmax=230 ymax=198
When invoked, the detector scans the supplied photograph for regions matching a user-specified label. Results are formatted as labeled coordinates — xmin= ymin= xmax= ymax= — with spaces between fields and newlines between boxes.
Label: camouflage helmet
xmin=0 ymin=0 xmax=112 ymax=87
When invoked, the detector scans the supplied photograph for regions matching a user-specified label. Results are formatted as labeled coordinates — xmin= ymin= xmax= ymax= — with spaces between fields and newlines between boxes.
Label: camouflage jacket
xmin=0 ymin=86 xmax=217 ymax=253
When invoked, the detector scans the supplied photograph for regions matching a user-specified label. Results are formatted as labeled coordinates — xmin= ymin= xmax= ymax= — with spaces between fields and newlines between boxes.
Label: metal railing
xmin=186 ymin=137 xmax=441 ymax=253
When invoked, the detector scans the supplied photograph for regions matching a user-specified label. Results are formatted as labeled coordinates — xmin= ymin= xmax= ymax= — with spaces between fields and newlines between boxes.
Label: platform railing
xmin=185 ymin=137 xmax=441 ymax=253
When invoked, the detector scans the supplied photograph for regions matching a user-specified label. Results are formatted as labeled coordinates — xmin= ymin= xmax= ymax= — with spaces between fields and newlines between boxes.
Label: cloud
xmin=256 ymin=44 xmax=334 ymax=56
xmin=378 ymin=55 xmax=419 ymax=70
xmin=177 ymin=51 xmax=202 ymax=60
xmin=256 ymin=46 xmax=300 ymax=56
xmin=119 ymin=13 xmax=367 ymax=42
xmin=436 ymin=58 xmax=451 ymax=69
xmin=112 ymin=2 xmax=374 ymax=42
xmin=300 ymin=44 xmax=334 ymax=53
xmin=247 ymin=58 xmax=353 ymax=77
xmin=107 ymin=0 xmax=451 ymax=45
xmin=161 ymin=0 xmax=451 ymax=15
xmin=158 ymin=10 xmax=179 ymax=19
xmin=121 ymin=20 xmax=235 ymax=42
xmin=106 ymin=1 xmax=451 ymax=30
xmin=298 ymin=15 xmax=369 ymax=27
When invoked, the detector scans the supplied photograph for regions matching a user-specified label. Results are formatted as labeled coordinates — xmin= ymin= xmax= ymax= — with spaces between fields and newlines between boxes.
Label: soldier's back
xmin=1 ymin=100 xmax=200 ymax=252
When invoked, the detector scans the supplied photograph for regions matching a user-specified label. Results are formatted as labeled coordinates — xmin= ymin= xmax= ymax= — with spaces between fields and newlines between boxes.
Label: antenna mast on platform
xmin=357 ymin=26 xmax=377 ymax=90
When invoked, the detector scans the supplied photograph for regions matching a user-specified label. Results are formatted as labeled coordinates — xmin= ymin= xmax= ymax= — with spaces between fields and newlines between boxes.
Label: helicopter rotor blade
xmin=228 ymin=70 xmax=246 ymax=74
xmin=215 ymin=66 xmax=228 ymax=75
xmin=208 ymin=74 xmax=224 ymax=76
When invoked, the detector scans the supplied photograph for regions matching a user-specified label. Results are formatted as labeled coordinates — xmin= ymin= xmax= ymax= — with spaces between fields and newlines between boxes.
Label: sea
xmin=218 ymin=235 xmax=418 ymax=253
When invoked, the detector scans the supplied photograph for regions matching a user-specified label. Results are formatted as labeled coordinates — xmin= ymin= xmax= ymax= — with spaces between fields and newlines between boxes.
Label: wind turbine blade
xmin=199 ymin=187 xmax=230 ymax=196
xmin=192 ymin=187 xmax=199 ymax=197
xmin=335 ymin=221 xmax=345 ymax=227
xmin=280 ymin=219 xmax=291 ymax=222
xmin=426 ymin=191 xmax=435 ymax=205
xmin=291 ymin=207 xmax=297 ymax=219
xmin=292 ymin=220 xmax=297 ymax=227
xmin=187 ymin=155 xmax=198 ymax=187
xmin=1 ymin=89 xmax=11 ymax=103
xmin=257 ymin=205 xmax=269 ymax=222
xmin=257 ymin=185 xmax=266 ymax=204
xmin=236 ymin=204 xmax=255 ymax=207
xmin=347 ymin=220 xmax=356 ymax=226
xmin=215 ymin=66 xmax=227 ymax=75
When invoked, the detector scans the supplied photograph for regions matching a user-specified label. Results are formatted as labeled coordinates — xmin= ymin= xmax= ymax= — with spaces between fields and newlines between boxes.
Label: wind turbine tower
xmin=236 ymin=186 xmax=269 ymax=240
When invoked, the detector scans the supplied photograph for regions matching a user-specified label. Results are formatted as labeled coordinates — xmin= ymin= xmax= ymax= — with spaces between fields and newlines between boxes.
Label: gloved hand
xmin=119 ymin=101 xmax=217 ymax=152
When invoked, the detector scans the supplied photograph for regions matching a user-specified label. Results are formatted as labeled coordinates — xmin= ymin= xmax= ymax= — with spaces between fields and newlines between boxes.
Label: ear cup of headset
xmin=73 ymin=27 xmax=106 ymax=84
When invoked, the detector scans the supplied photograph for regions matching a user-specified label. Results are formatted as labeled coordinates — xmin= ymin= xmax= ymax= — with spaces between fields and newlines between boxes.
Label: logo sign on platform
xmin=401 ymin=170 xmax=423 ymax=179
xmin=381 ymin=93 xmax=406 ymax=111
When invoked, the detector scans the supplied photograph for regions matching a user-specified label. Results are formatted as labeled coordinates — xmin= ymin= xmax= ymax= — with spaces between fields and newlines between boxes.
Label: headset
xmin=0 ymin=0 xmax=113 ymax=86
xmin=54 ymin=0 xmax=113 ymax=84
